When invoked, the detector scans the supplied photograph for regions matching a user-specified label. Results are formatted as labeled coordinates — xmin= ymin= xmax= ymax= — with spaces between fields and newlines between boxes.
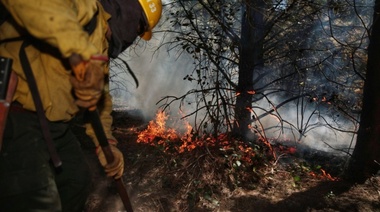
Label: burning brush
xmin=136 ymin=110 xmax=203 ymax=153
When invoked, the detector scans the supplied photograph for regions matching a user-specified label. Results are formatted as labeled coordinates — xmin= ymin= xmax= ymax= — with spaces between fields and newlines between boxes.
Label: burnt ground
xmin=73 ymin=110 xmax=380 ymax=212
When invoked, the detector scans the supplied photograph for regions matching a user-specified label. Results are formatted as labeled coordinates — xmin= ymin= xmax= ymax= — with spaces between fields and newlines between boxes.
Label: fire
xmin=136 ymin=110 xmax=202 ymax=153
xmin=320 ymin=168 xmax=338 ymax=181
xmin=136 ymin=110 xmax=274 ymax=167
xmin=236 ymin=90 xmax=256 ymax=96
xmin=137 ymin=110 xmax=178 ymax=143
xmin=309 ymin=168 xmax=339 ymax=181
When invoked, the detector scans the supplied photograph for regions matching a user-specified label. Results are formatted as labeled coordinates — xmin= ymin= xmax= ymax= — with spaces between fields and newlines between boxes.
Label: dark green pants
xmin=0 ymin=111 xmax=91 ymax=212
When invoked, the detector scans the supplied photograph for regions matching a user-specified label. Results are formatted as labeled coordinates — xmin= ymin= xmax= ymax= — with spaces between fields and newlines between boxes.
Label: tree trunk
xmin=346 ymin=0 xmax=380 ymax=183
xmin=233 ymin=0 xmax=265 ymax=140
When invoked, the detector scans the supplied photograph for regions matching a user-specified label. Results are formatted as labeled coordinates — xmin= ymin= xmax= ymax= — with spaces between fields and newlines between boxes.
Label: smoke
xmin=97 ymin=2 xmax=375 ymax=211
xmin=253 ymin=96 xmax=358 ymax=155
xmin=110 ymin=35 xmax=195 ymax=121
xmin=109 ymin=1 xmax=372 ymax=156
xmin=248 ymin=1 xmax=373 ymax=155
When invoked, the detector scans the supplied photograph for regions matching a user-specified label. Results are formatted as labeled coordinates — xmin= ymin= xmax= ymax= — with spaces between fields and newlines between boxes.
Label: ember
xmin=309 ymin=168 xmax=339 ymax=181
xmin=320 ymin=168 xmax=339 ymax=181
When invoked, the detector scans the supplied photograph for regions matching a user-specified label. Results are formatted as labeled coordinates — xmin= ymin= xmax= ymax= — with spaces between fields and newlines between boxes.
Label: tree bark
xmin=233 ymin=0 xmax=265 ymax=140
xmin=346 ymin=0 xmax=380 ymax=183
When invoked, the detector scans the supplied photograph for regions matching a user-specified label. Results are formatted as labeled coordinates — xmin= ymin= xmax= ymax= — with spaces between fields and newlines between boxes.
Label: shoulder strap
xmin=19 ymin=41 xmax=62 ymax=168
xmin=0 ymin=2 xmax=10 ymax=26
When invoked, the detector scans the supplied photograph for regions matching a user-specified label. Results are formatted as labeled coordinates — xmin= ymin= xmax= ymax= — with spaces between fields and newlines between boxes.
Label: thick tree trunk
xmin=346 ymin=0 xmax=380 ymax=183
xmin=233 ymin=0 xmax=265 ymax=140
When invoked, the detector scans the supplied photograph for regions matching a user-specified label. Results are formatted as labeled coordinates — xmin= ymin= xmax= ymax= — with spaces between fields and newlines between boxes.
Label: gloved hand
xmin=69 ymin=54 xmax=108 ymax=108
xmin=96 ymin=140 xmax=124 ymax=179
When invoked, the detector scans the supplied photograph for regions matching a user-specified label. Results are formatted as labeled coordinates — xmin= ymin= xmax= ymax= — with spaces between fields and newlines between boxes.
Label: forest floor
xmin=78 ymin=110 xmax=380 ymax=212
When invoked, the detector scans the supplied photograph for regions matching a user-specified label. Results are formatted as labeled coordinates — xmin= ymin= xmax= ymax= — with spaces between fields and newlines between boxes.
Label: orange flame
xmin=309 ymin=168 xmax=338 ymax=181
xmin=320 ymin=168 xmax=338 ymax=181
xmin=137 ymin=110 xmax=179 ymax=144
xmin=137 ymin=110 xmax=203 ymax=153
xmin=136 ymin=110 xmax=268 ymax=164
xmin=247 ymin=90 xmax=256 ymax=95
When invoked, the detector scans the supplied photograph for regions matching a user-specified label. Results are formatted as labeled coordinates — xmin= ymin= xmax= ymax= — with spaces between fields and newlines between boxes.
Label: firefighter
xmin=0 ymin=0 xmax=162 ymax=211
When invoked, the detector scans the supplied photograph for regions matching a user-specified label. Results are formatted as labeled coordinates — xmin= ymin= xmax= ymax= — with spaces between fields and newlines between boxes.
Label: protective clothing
xmin=0 ymin=0 xmax=121 ymax=210
xmin=138 ymin=0 xmax=163 ymax=40
xmin=70 ymin=54 xmax=108 ymax=109
xmin=101 ymin=0 xmax=143 ymax=58
xmin=0 ymin=112 xmax=91 ymax=211
xmin=100 ymin=0 xmax=162 ymax=58
xmin=96 ymin=140 xmax=124 ymax=179
xmin=0 ymin=0 xmax=115 ymax=141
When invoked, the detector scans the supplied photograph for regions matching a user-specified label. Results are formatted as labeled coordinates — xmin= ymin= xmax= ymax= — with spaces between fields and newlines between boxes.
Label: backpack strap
xmin=0 ymin=2 xmax=10 ymax=26
xmin=19 ymin=41 xmax=62 ymax=168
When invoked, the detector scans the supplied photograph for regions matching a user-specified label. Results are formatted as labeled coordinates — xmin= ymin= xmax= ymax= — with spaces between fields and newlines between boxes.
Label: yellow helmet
xmin=138 ymin=0 xmax=162 ymax=40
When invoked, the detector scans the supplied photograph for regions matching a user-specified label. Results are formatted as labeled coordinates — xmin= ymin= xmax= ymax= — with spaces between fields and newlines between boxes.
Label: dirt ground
xmin=77 ymin=110 xmax=380 ymax=212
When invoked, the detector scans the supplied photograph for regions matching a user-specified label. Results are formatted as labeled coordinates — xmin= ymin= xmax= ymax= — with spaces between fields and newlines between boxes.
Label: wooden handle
xmin=87 ymin=109 xmax=134 ymax=212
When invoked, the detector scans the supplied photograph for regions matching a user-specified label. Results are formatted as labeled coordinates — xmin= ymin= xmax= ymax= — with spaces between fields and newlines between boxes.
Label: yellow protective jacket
xmin=0 ymin=0 xmax=115 ymax=144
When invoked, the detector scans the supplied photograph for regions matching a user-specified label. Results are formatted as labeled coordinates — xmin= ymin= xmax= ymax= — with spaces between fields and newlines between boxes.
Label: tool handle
xmin=87 ymin=108 xmax=134 ymax=212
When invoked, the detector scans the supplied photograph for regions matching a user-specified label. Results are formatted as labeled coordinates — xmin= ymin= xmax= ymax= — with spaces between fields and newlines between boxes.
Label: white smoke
xmin=109 ymin=1 xmax=372 ymax=156
xmin=253 ymin=96 xmax=358 ymax=155
xmin=110 ymin=35 xmax=195 ymax=121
